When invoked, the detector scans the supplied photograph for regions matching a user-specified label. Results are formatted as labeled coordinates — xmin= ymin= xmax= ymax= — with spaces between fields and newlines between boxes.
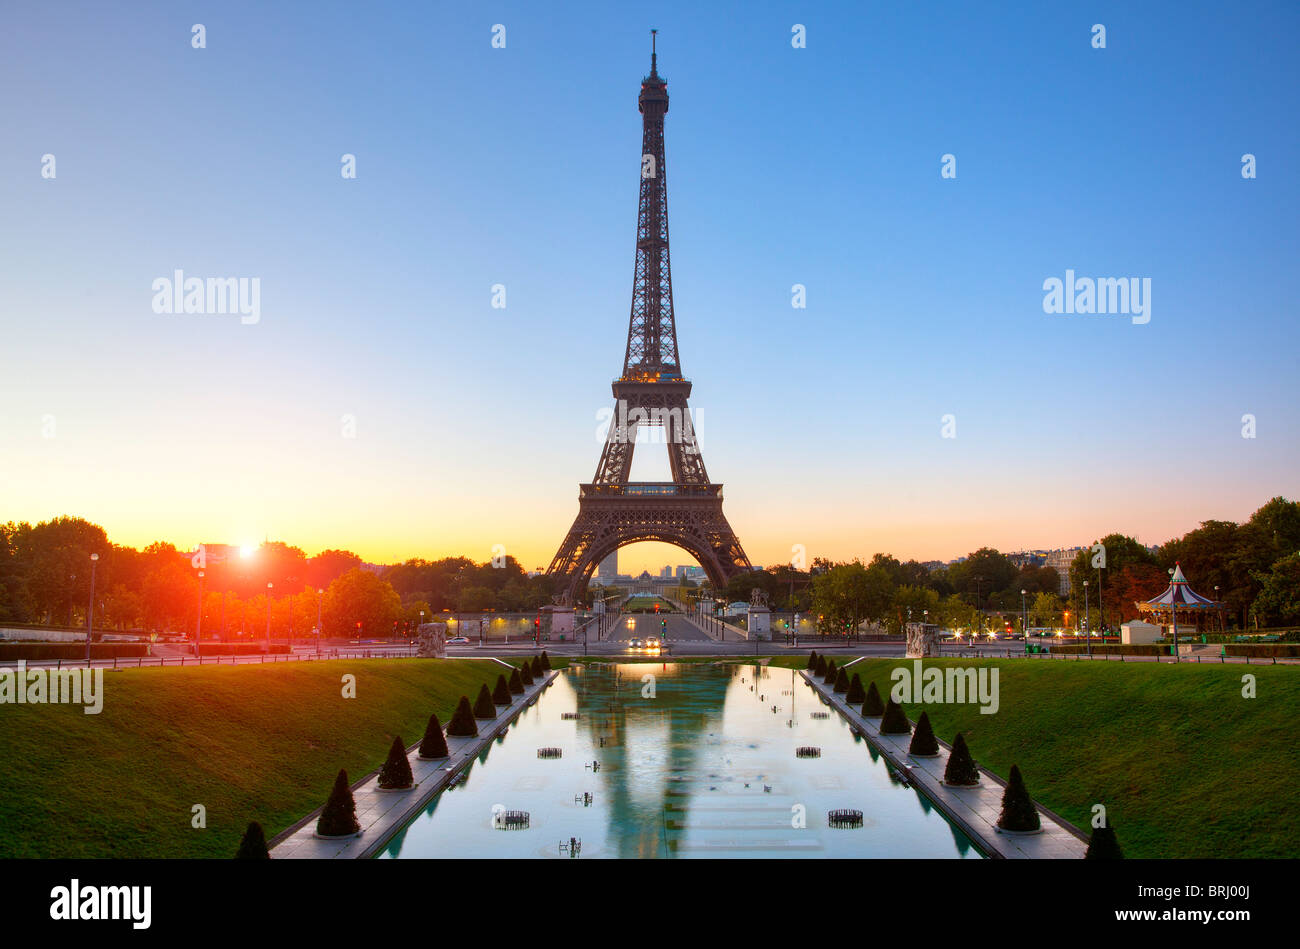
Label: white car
xmin=446 ymin=636 xmax=470 ymax=645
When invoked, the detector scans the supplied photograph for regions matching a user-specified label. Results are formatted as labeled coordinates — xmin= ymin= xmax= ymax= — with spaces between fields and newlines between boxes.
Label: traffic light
xmin=654 ymin=603 xmax=659 ymax=613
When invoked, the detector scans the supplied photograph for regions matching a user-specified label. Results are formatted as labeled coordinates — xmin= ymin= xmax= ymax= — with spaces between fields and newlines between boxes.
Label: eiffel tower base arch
xmin=547 ymin=486 xmax=751 ymax=606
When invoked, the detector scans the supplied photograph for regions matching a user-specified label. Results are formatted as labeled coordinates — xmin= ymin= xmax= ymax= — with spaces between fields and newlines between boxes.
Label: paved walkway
xmin=800 ymin=670 xmax=1087 ymax=859
xmin=271 ymin=669 xmax=558 ymax=858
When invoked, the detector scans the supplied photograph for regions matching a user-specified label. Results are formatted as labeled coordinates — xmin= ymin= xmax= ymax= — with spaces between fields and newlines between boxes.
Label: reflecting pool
xmin=381 ymin=662 xmax=981 ymax=859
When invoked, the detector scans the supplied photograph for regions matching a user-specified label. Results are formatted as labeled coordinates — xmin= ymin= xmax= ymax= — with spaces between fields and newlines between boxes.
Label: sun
xmin=239 ymin=544 xmax=256 ymax=559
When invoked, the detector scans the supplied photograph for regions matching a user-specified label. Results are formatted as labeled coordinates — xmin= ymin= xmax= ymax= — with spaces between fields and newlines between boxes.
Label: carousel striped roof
xmin=1140 ymin=563 xmax=1220 ymax=609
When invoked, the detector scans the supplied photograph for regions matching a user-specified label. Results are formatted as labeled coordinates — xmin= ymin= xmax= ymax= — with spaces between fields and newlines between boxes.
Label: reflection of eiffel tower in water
xmin=546 ymin=35 xmax=752 ymax=605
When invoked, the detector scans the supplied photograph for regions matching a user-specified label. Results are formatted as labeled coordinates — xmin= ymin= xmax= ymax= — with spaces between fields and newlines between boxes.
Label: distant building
xmin=660 ymin=565 xmax=673 ymax=578
xmin=598 ymin=550 xmax=618 ymax=579
xmin=1045 ymin=547 xmax=1083 ymax=595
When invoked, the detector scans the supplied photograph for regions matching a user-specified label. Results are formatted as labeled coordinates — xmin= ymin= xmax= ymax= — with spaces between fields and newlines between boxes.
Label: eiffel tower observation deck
xmin=546 ymin=33 xmax=753 ymax=605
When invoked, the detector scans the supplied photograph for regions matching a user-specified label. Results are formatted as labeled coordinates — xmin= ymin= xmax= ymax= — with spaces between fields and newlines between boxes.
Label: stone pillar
xmin=416 ymin=622 xmax=447 ymax=658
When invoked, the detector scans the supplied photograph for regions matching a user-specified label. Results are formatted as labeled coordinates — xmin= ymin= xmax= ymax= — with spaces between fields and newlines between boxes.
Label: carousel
xmin=1135 ymin=562 xmax=1227 ymax=641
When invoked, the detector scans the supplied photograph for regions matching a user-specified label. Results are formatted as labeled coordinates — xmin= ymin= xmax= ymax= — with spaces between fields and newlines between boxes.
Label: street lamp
xmin=1083 ymin=579 xmax=1091 ymax=655
xmin=1020 ymin=589 xmax=1028 ymax=653
xmin=316 ymin=588 xmax=323 ymax=657
xmin=266 ymin=581 xmax=273 ymax=651
xmin=85 ymin=553 xmax=99 ymax=662
xmin=195 ymin=570 xmax=205 ymax=657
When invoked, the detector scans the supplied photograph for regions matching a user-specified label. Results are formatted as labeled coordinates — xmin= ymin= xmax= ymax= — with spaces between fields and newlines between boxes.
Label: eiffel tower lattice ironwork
xmin=546 ymin=35 xmax=753 ymax=605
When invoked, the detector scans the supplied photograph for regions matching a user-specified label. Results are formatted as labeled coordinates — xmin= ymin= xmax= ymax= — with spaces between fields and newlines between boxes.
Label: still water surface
xmin=382 ymin=662 xmax=981 ymax=858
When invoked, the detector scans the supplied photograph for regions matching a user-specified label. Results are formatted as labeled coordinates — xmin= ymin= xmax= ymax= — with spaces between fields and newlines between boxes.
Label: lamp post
xmin=1020 ymin=589 xmax=1028 ymax=653
xmin=195 ymin=570 xmax=204 ymax=657
xmin=1083 ymin=580 xmax=1090 ymax=653
xmin=85 ymin=553 xmax=99 ymax=663
xmin=316 ymin=589 xmax=323 ymax=657
xmin=265 ymin=581 xmax=273 ymax=652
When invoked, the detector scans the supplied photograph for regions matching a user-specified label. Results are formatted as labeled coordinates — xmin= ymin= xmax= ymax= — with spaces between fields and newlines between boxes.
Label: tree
xmin=1250 ymin=553 xmax=1300 ymax=626
xmin=1085 ymin=822 xmax=1124 ymax=859
xmin=519 ymin=662 xmax=534 ymax=686
xmin=508 ymin=669 xmax=524 ymax=695
xmin=833 ymin=667 xmax=849 ymax=693
xmin=862 ymin=681 xmax=885 ymax=717
xmin=539 ymin=650 xmax=552 ymax=671
xmin=943 ymin=732 xmax=979 ymax=786
xmin=492 ymin=674 xmax=512 ymax=705
xmin=805 ymin=650 xmax=818 ymax=670
xmin=446 ymin=696 xmax=478 ymax=736
xmin=377 ymin=736 xmax=413 ymax=790
xmin=323 ymin=568 xmax=402 ymax=638
xmin=822 ymin=659 xmax=838 ymax=684
xmin=418 ymin=713 xmax=449 ymax=759
xmin=305 ymin=549 xmax=363 ymax=589
xmin=997 ymin=765 xmax=1040 ymax=832
xmin=1031 ymin=591 xmax=1064 ymax=628
xmin=235 ymin=821 xmax=270 ymax=859
xmin=473 ymin=684 xmax=497 ymax=718
xmin=879 ymin=698 xmax=910 ymax=735
xmin=909 ymin=711 xmax=939 ymax=756
xmin=316 ymin=769 xmax=361 ymax=837
xmin=846 ymin=673 xmax=865 ymax=704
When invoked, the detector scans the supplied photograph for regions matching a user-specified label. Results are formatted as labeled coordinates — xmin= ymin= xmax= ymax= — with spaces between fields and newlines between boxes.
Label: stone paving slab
xmin=800 ymin=670 xmax=1086 ymax=859
xmin=272 ymin=669 xmax=557 ymax=859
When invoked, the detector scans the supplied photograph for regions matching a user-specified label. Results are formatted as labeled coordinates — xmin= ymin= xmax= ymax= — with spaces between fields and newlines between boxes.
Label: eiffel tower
xmin=546 ymin=34 xmax=753 ymax=605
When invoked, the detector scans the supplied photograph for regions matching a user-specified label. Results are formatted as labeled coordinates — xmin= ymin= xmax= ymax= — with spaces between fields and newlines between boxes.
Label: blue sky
xmin=1 ymin=1 xmax=1297 ymax=573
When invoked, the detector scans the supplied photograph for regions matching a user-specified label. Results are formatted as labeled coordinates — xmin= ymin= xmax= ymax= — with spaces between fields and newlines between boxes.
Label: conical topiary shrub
xmin=806 ymin=651 xmax=819 ymax=671
xmin=473 ymin=683 xmax=497 ymax=718
xmin=833 ymin=667 xmax=849 ymax=692
xmin=997 ymin=765 xmax=1041 ymax=833
xmin=378 ymin=735 xmax=414 ymax=790
xmin=908 ymin=711 xmax=939 ymax=756
xmin=418 ymin=713 xmax=449 ymax=759
xmin=519 ymin=662 xmax=534 ymax=686
xmin=540 ymin=650 xmax=552 ymax=671
xmin=316 ymin=769 xmax=361 ymax=837
xmin=508 ymin=669 xmax=524 ymax=694
xmin=235 ymin=821 xmax=269 ymax=859
xmin=813 ymin=655 xmax=827 ymax=677
xmin=879 ymin=697 xmax=911 ymax=735
xmin=862 ymin=681 xmax=885 ymax=717
xmin=446 ymin=695 xmax=478 ymax=737
xmin=822 ymin=660 xmax=837 ymax=685
xmin=529 ymin=657 xmax=543 ymax=679
xmin=1085 ymin=822 xmax=1124 ymax=859
xmin=492 ymin=674 xmax=512 ymax=705
xmin=845 ymin=673 xmax=865 ymax=704
xmin=943 ymin=732 xmax=980 ymax=786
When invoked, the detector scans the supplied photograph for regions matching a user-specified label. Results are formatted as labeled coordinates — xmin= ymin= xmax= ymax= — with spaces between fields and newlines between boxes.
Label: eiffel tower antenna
xmin=546 ymin=40 xmax=753 ymax=605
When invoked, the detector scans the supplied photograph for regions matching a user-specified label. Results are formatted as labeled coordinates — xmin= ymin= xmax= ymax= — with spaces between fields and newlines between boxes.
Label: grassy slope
xmin=0 ymin=659 xmax=501 ymax=858
xmin=835 ymin=657 xmax=1299 ymax=858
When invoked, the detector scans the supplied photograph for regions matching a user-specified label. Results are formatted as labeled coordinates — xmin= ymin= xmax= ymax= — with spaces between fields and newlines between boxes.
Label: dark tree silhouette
xmin=235 ymin=821 xmax=269 ymax=859
xmin=997 ymin=765 xmax=1041 ymax=832
xmin=377 ymin=735 xmax=414 ymax=790
xmin=418 ymin=713 xmax=449 ymax=759
xmin=943 ymin=732 xmax=980 ymax=786
xmin=316 ymin=769 xmax=361 ymax=837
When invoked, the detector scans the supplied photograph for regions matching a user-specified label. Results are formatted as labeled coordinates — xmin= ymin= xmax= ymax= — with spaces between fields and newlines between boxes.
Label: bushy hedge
xmin=540 ymin=651 xmax=552 ymax=670
xmin=813 ymin=655 xmax=827 ymax=677
xmin=833 ymin=667 xmax=849 ymax=693
xmin=879 ymin=698 xmax=911 ymax=735
xmin=316 ymin=769 xmax=361 ymax=837
xmin=908 ymin=711 xmax=939 ymax=756
xmin=446 ymin=695 xmax=478 ymax=737
xmin=235 ymin=821 xmax=269 ymax=859
xmin=806 ymin=651 xmax=819 ymax=671
xmin=1085 ymin=822 xmax=1124 ymax=859
xmin=997 ymin=765 xmax=1041 ymax=832
xmin=0 ymin=642 xmax=151 ymax=661
xmin=519 ymin=663 xmax=534 ymax=686
xmin=196 ymin=643 xmax=290 ymax=656
xmin=822 ymin=660 xmax=838 ymax=685
xmin=473 ymin=684 xmax=497 ymax=719
xmin=377 ymin=736 xmax=414 ymax=790
xmin=1225 ymin=643 xmax=1300 ymax=658
xmin=943 ymin=732 xmax=980 ymax=786
xmin=492 ymin=674 xmax=512 ymax=705
xmin=418 ymin=713 xmax=449 ymax=758
xmin=508 ymin=669 xmax=524 ymax=694
xmin=862 ymin=681 xmax=885 ymax=717
xmin=845 ymin=673 xmax=865 ymax=704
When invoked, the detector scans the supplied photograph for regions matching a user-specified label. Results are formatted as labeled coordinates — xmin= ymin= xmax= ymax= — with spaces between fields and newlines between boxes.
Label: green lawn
xmin=0 ymin=659 xmax=505 ymax=858
xmin=830 ymin=657 xmax=1300 ymax=858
